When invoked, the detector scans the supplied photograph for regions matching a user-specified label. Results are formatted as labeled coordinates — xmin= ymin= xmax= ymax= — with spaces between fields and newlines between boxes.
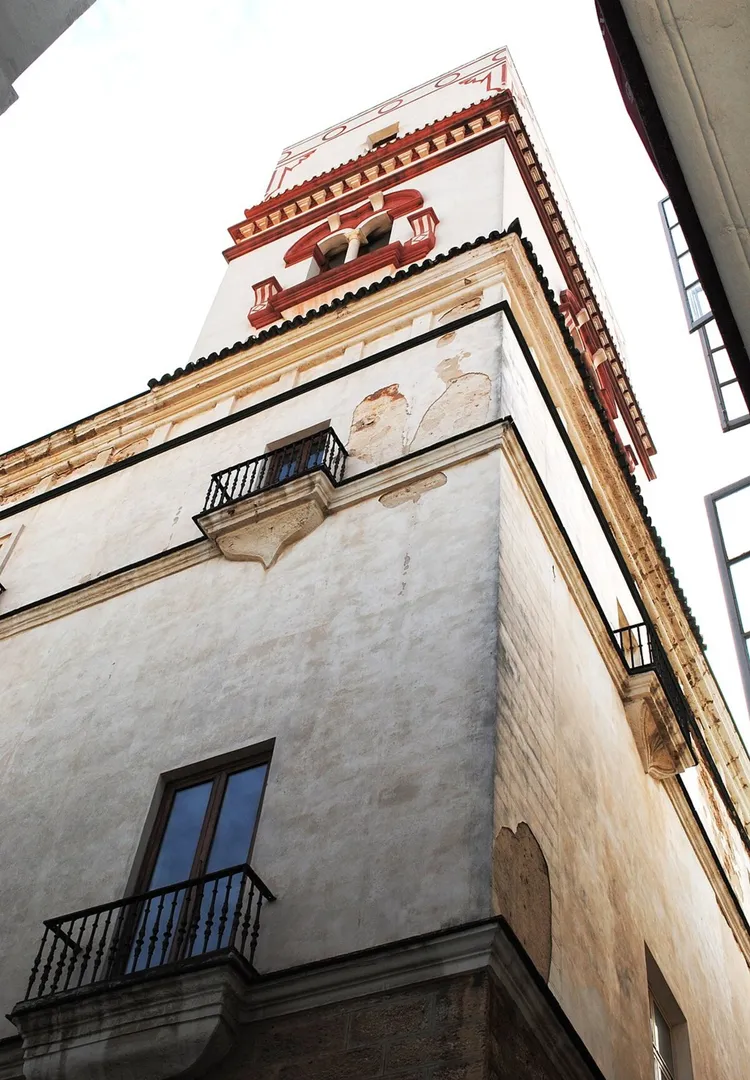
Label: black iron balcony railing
xmin=202 ymin=427 xmax=347 ymax=514
xmin=612 ymin=622 xmax=693 ymax=741
xmin=23 ymin=863 xmax=274 ymax=1003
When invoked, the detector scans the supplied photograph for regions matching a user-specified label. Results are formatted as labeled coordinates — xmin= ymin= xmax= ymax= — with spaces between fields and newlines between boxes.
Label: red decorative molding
xmin=248 ymin=277 xmax=282 ymax=326
xmin=283 ymin=189 xmax=424 ymax=267
xmin=224 ymin=95 xmax=511 ymax=261
xmin=223 ymin=89 xmax=656 ymax=476
xmin=248 ymin=209 xmax=439 ymax=329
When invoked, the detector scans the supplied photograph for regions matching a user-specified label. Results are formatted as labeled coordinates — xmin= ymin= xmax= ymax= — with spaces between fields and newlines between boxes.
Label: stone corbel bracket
xmin=196 ymin=470 xmax=336 ymax=570
xmin=623 ymin=671 xmax=697 ymax=779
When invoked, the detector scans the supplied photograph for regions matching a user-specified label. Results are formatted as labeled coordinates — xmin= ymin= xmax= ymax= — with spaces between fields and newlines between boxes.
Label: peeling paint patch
xmin=110 ymin=438 xmax=149 ymax=464
xmin=379 ymin=473 xmax=447 ymax=507
xmin=410 ymin=373 xmax=491 ymax=452
xmin=493 ymin=822 xmax=552 ymax=981
xmin=347 ymin=385 xmax=408 ymax=465
xmin=438 ymin=297 xmax=481 ymax=323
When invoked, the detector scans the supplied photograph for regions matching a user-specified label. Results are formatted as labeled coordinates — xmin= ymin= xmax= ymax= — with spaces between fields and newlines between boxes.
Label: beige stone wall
xmin=494 ymin=452 xmax=750 ymax=1079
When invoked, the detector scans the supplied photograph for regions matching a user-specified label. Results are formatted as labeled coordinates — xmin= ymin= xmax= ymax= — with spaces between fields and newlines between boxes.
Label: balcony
xmin=202 ymin=427 xmax=347 ymax=514
xmin=612 ymin=622 xmax=697 ymax=778
xmin=195 ymin=427 xmax=347 ymax=569
xmin=11 ymin=865 xmax=274 ymax=1080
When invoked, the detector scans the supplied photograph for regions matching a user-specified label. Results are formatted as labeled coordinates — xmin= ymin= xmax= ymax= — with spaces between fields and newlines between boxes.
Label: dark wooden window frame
xmin=134 ymin=743 xmax=273 ymax=895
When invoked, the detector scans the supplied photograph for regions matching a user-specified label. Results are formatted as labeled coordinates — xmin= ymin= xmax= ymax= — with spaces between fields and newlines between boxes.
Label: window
xmin=367 ymin=122 xmax=399 ymax=149
xmin=707 ymin=476 xmax=750 ymax=713
xmin=263 ymin=423 xmax=331 ymax=488
xmin=140 ymin=752 xmax=270 ymax=894
xmin=659 ymin=197 xmax=749 ymax=430
xmin=359 ymin=219 xmax=393 ymax=255
xmin=698 ymin=317 xmax=749 ymax=430
xmin=659 ymin=197 xmax=711 ymax=331
xmin=121 ymin=747 xmax=271 ymax=974
xmin=318 ymin=235 xmax=348 ymax=272
xmin=651 ymin=995 xmax=676 ymax=1080
xmin=645 ymin=949 xmax=694 ymax=1080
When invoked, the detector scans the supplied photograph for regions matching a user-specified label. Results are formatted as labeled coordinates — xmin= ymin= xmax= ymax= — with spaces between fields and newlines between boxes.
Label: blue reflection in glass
xmin=207 ymin=766 xmax=268 ymax=871
xmin=149 ymin=781 xmax=212 ymax=888
xmin=125 ymin=782 xmax=212 ymax=974
xmin=194 ymin=766 xmax=268 ymax=955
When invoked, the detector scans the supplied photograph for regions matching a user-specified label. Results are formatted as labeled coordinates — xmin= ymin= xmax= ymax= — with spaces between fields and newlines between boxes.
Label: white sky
xmin=2 ymin=0 xmax=749 ymax=738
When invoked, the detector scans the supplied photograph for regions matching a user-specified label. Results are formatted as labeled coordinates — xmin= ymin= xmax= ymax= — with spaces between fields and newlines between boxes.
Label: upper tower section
xmin=189 ymin=47 xmax=655 ymax=478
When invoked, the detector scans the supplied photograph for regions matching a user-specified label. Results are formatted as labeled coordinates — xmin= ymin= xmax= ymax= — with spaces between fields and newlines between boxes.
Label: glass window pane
xmin=685 ymin=280 xmax=711 ymax=325
xmin=663 ymin=197 xmax=678 ymax=228
xmin=723 ymin=382 xmax=750 ymax=424
xmin=730 ymin=555 xmax=750 ymax=633
xmin=206 ymin=765 xmax=268 ymax=871
xmin=716 ymin=483 xmax=750 ymax=559
xmin=678 ymin=251 xmax=698 ymax=287
xmin=653 ymin=1003 xmax=675 ymax=1073
xmin=704 ymin=317 xmax=724 ymax=350
xmin=711 ymin=345 xmax=735 ymax=384
xmin=149 ymin=781 xmax=212 ymax=888
xmin=670 ymin=223 xmax=687 ymax=256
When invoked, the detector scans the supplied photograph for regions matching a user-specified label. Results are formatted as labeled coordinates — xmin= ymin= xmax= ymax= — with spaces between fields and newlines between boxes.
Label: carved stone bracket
xmin=196 ymin=471 xmax=336 ymax=569
xmin=623 ymin=671 xmax=696 ymax=780
xmin=10 ymin=958 xmax=249 ymax=1080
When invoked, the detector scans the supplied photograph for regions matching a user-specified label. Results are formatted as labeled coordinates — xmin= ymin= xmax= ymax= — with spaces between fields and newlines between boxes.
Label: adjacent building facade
xmin=1 ymin=49 xmax=750 ymax=1080
xmin=0 ymin=0 xmax=97 ymax=115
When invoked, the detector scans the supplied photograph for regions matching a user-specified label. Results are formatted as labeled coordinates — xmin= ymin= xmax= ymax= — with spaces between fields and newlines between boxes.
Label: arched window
xmin=317 ymin=234 xmax=349 ymax=272
xmin=358 ymin=216 xmax=393 ymax=256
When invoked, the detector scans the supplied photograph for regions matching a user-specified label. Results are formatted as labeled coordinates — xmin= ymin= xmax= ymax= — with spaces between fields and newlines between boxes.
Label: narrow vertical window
xmin=659 ymin=197 xmax=749 ymax=430
xmin=645 ymin=948 xmax=694 ymax=1080
xmin=659 ymin=197 xmax=711 ymax=331
xmin=650 ymin=995 xmax=676 ymax=1080
xmin=707 ymin=477 xmax=750 ymax=713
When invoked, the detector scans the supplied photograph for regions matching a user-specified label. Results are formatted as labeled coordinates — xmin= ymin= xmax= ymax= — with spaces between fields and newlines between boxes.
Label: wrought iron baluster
xmin=229 ymin=872 xmax=248 ymax=950
xmin=146 ymin=893 xmax=165 ymax=969
xmin=216 ymin=871 xmax=234 ymax=949
xmin=175 ymin=885 xmax=192 ymax=961
xmin=63 ymin=916 xmax=86 ymax=991
xmin=50 ymin=921 xmax=72 ymax=994
xmin=186 ymin=880 xmax=205 ymax=957
xmin=239 ymin=881 xmax=256 ymax=957
xmin=91 ymin=905 xmax=114 ymax=984
xmin=249 ymin=891 xmax=264 ymax=967
xmin=130 ymin=898 xmax=151 ymax=973
xmin=161 ymin=887 xmax=180 ymax=965
xmin=202 ymin=877 xmax=220 ymax=953
xmin=76 ymin=911 xmax=100 ymax=988
xmin=37 ymin=926 xmax=59 ymax=998
xmin=25 ymin=926 xmax=50 ymax=1000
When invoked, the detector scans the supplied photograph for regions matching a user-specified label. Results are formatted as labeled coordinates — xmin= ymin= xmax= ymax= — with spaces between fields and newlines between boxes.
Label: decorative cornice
xmin=224 ymin=96 xmax=512 ymax=259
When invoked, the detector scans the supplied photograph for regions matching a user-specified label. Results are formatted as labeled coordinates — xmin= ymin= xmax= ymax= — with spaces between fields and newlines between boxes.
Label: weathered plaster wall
xmin=0 ymin=314 xmax=502 ymax=611
xmin=0 ymin=446 xmax=500 ymax=1034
